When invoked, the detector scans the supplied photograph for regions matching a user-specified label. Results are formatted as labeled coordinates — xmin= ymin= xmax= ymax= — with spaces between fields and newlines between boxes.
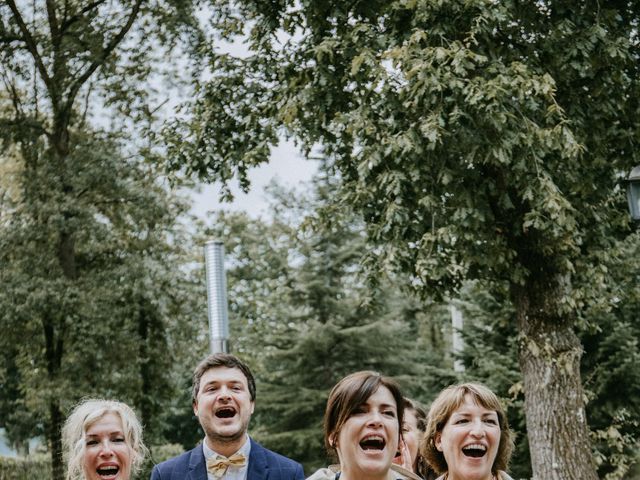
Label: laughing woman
xmin=308 ymin=370 xmax=415 ymax=480
xmin=422 ymin=383 xmax=515 ymax=480
xmin=62 ymin=399 xmax=148 ymax=480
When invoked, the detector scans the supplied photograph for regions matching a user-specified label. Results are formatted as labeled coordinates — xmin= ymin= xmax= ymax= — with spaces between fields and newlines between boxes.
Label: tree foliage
xmin=168 ymin=1 xmax=640 ymax=478
xmin=0 ymin=0 xmax=205 ymax=476
xmin=200 ymin=174 xmax=451 ymax=472
xmin=0 ymin=131 xmax=200 ymax=453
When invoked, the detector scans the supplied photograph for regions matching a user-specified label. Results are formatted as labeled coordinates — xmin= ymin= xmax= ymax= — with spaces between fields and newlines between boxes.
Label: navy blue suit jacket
xmin=150 ymin=438 xmax=305 ymax=480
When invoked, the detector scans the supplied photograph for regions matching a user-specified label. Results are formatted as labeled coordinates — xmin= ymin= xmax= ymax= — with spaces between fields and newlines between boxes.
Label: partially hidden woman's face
xmin=83 ymin=412 xmax=132 ymax=480
xmin=435 ymin=394 xmax=500 ymax=480
xmin=334 ymin=385 xmax=400 ymax=479
xmin=399 ymin=408 xmax=420 ymax=467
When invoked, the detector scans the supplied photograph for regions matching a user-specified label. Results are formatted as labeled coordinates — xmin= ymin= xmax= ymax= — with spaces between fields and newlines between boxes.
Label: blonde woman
xmin=62 ymin=398 xmax=147 ymax=480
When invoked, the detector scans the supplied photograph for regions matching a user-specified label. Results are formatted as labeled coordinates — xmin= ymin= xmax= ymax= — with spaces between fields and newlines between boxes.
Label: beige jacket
xmin=306 ymin=464 xmax=422 ymax=480
xmin=434 ymin=472 xmax=514 ymax=480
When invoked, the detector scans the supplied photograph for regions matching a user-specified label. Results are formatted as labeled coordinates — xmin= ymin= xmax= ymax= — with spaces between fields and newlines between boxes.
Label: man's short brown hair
xmin=191 ymin=353 xmax=256 ymax=403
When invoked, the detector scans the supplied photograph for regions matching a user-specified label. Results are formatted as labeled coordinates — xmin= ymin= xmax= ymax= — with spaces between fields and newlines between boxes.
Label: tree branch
xmin=0 ymin=33 xmax=25 ymax=44
xmin=5 ymin=0 xmax=55 ymax=102
xmin=60 ymin=0 xmax=108 ymax=33
xmin=46 ymin=0 xmax=60 ymax=44
xmin=64 ymin=0 xmax=145 ymax=112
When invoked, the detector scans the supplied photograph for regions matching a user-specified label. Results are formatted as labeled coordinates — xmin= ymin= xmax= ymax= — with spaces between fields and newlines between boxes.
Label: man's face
xmin=193 ymin=366 xmax=255 ymax=446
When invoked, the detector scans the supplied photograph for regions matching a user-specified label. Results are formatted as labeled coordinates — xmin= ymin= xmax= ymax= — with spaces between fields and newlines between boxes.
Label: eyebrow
xmin=203 ymin=380 xmax=246 ymax=388
xmin=451 ymin=411 xmax=498 ymax=418
xmin=85 ymin=431 xmax=124 ymax=437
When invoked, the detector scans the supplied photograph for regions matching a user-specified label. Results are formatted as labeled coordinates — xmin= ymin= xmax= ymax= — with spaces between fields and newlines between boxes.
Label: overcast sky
xmin=190 ymin=138 xmax=317 ymax=220
xmin=188 ymin=25 xmax=318 ymax=220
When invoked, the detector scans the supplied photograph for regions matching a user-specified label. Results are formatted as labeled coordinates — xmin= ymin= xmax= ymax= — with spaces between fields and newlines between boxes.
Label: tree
xmin=0 ymin=130 xmax=200 ymax=477
xmin=168 ymin=1 xmax=640 ymax=478
xmin=453 ymin=231 xmax=640 ymax=480
xmin=200 ymin=175 xmax=447 ymax=471
xmin=0 ymin=1 xmax=205 ymax=474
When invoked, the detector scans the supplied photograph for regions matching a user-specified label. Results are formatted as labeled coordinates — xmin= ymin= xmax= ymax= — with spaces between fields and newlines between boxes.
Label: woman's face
xmin=394 ymin=408 xmax=420 ymax=469
xmin=435 ymin=394 xmax=500 ymax=480
xmin=335 ymin=385 xmax=400 ymax=480
xmin=83 ymin=412 xmax=132 ymax=480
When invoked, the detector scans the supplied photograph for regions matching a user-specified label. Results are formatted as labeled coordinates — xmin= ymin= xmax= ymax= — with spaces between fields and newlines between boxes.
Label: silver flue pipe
xmin=204 ymin=240 xmax=229 ymax=353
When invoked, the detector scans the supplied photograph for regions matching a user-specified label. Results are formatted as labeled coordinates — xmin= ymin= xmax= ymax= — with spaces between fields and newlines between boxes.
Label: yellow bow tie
xmin=206 ymin=453 xmax=247 ymax=478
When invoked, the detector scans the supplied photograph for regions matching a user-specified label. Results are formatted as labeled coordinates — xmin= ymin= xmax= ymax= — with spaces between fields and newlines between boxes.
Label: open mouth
xmin=359 ymin=435 xmax=386 ymax=451
xmin=215 ymin=406 xmax=237 ymax=418
xmin=462 ymin=443 xmax=487 ymax=458
xmin=96 ymin=465 xmax=120 ymax=478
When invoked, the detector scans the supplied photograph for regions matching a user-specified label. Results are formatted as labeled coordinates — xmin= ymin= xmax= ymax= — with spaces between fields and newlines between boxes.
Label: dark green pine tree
xmin=203 ymin=164 xmax=444 ymax=472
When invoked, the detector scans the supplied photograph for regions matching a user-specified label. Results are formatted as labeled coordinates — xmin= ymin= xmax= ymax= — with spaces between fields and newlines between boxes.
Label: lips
xmin=215 ymin=406 xmax=237 ymax=418
xmin=96 ymin=463 xmax=120 ymax=479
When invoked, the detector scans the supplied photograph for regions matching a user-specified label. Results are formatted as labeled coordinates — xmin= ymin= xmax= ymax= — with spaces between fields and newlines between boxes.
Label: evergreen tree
xmin=202 ymin=172 xmax=445 ymax=471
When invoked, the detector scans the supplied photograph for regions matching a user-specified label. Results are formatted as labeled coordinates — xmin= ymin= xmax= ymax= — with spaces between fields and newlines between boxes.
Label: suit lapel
xmin=187 ymin=444 xmax=209 ymax=480
xmin=247 ymin=438 xmax=269 ymax=480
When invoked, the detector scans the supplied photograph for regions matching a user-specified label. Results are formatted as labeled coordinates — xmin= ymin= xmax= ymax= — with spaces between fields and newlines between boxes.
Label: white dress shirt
xmin=203 ymin=435 xmax=252 ymax=480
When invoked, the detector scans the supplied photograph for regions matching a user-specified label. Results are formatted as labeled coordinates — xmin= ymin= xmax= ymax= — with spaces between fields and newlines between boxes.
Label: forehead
xmin=450 ymin=393 xmax=497 ymax=416
xmin=86 ymin=412 xmax=124 ymax=435
xmin=366 ymin=385 xmax=397 ymax=408
xmin=201 ymin=366 xmax=248 ymax=386
xmin=404 ymin=408 xmax=418 ymax=426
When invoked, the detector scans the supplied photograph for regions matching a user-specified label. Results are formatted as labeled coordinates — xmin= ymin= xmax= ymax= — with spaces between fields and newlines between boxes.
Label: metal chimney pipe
xmin=204 ymin=240 xmax=229 ymax=353
xmin=450 ymin=304 xmax=465 ymax=373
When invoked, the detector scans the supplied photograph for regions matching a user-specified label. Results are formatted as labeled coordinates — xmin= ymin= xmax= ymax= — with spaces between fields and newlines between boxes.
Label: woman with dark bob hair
xmin=307 ymin=371 xmax=417 ymax=480
xmin=421 ymin=383 xmax=514 ymax=480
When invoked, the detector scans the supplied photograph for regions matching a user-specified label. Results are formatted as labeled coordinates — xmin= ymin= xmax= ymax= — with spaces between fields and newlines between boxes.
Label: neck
xmin=445 ymin=473 xmax=497 ymax=480
xmin=340 ymin=468 xmax=393 ymax=480
xmin=205 ymin=435 xmax=246 ymax=458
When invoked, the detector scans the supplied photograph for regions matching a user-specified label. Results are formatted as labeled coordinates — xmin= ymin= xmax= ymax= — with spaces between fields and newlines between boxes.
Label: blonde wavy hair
xmin=62 ymin=399 xmax=147 ymax=480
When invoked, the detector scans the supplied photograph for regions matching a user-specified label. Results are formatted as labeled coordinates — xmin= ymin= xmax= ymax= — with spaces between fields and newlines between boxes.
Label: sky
xmin=189 ymin=138 xmax=317 ymax=220
xmin=188 ymin=27 xmax=317 ymax=220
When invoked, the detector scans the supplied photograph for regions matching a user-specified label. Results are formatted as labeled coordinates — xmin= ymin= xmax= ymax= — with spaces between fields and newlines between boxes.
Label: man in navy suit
xmin=151 ymin=353 xmax=305 ymax=480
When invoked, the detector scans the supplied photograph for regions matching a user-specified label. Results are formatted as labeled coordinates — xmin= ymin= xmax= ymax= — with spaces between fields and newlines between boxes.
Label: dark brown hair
xmin=191 ymin=353 xmax=256 ymax=403
xmin=323 ymin=371 xmax=405 ymax=457
xmin=403 ymin=397 xmax=434 ymax=479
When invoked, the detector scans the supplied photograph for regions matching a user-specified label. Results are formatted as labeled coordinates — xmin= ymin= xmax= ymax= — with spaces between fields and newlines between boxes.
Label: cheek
xmin=118 ymin=447 xmax=133 ymax=470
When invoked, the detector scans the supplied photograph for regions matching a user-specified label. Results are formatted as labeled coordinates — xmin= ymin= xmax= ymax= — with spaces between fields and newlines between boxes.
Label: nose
xmin=98 ymin=440 xmax=115 ymax=457
xmin=217 ymin=385 xmax=232 ymax=400
xmin=366 ymin=410 xmax=383 ymax=427
xmin=469 ymin=419 xmax=485 ymax=438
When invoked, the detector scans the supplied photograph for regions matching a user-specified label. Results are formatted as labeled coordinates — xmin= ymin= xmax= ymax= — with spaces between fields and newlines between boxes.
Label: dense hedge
xmin=0 ymin=455 xmax=50 ymax=480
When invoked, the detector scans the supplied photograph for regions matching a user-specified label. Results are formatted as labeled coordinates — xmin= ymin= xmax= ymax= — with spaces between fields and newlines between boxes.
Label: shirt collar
xmin=202 ymin=434 xmax=251 ymax=460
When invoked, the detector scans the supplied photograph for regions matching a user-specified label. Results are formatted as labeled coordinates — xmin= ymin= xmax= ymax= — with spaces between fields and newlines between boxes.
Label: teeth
xmin=463 ymin=443 xmax=486 ymax=451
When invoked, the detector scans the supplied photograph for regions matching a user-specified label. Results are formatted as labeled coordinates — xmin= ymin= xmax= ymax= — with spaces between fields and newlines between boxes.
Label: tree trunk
xmin=49 ymin=399 xmax=64 ymax=480
xmin=513 ymin=277 xmax=598 ymax=480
